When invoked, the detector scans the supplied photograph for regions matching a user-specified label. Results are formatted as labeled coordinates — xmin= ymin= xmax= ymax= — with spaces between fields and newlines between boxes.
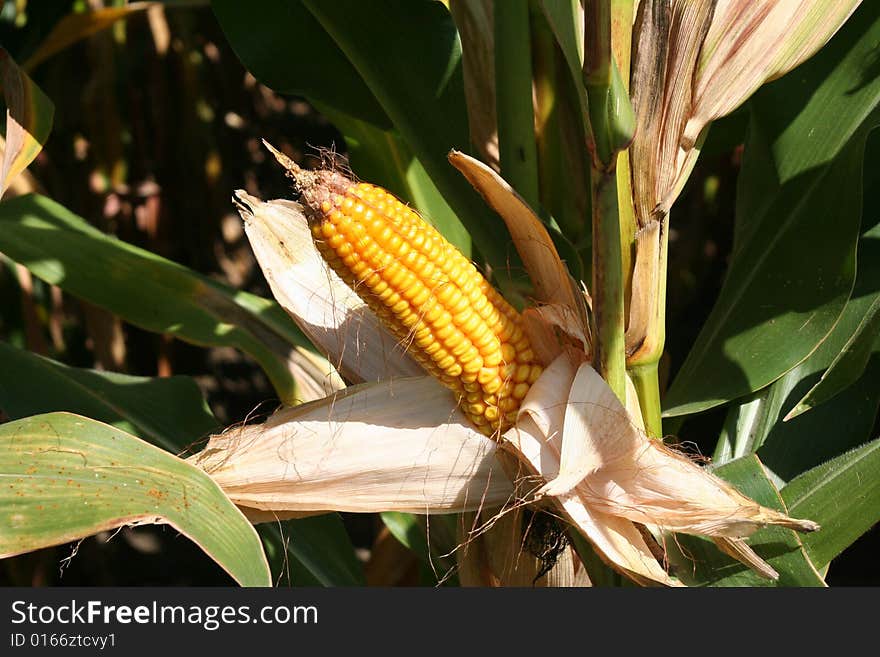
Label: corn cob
xmin=267 ymin=145 xmax=543 ymax=436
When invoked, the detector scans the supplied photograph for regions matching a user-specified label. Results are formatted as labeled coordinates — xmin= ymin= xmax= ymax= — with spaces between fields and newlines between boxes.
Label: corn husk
xmin=501 ymin=352 xmax=818 ymax=584
xmin=625 ymin=221 xmax=663 ymax=360
xmin=190 ymin=376 xmax=513 ymax=515
xmin=448 ymin=150 xmax=584 ymax=317
xmin=234 ymin=190 xmax=423 ymax=384
xmin=687 ymin=0 xmax=862 ymax=146
xmin=630 ymin=0 xmax=861 ymax=223
xmin=457 ymin=505 xmax=590 ymax=587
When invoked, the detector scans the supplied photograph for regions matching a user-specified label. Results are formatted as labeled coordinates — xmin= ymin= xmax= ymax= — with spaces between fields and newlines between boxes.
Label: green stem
xmin=628 ymin=361 xmax=662 ymax=438
xmin=495 ymin=0 xmax=540 ymax=208
xmin=592 ymin=169 xmax=627 ymax=402
xmin=582 ymin=1 xmax=630 ymax=404
xmin=609 ymin=0 xmax=639 ymax=331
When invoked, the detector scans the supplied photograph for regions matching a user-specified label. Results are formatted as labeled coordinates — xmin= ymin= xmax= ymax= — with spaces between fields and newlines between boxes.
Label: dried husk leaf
xmin=630 ymin=0 xmax=861 ymax=223
xmin=528 ymin=303 xmax=591 ymax=358
xmin=234 ymin=190 xmax=423 ymax=384
xmin=564 ymin=363 xmax=818 ymax=538
xmin=539 ymin=359 xmax=607 ymax=497
xmin=630 ymin=0 xmax=715 ymax=225
xmin=447 ymin=150 xmax=583 ymax=316
xmin=626 ymin=221 xmax=662 ymax=358
xmin=685 ymin=0 xmax=862 ymax=146
xmin=191 ymin=376 xmax=513 ymax=515
xmin=712 ymin=536 xmax=780 ymax=580
xmin=502 ymin=355 xmax=817 ymax=583
xmin=521 ymin=306 xmax=566 ymax=365
xmin=505 ymin=411 xmax=677 ymax=585
xmin=503 ymin=355 xmax=674 ymax=584
xmin=458 ymin=506 xmax=586 ymax=586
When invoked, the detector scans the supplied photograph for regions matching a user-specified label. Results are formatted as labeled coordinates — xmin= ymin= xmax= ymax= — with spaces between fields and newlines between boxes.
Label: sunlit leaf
xmin=786 ymin=295 xmax=880 ymax=420
xmin=0 ymin=194 xmax=332 ymax=405
xmin=0 ymin=412 xmax=270 ymax=587
xmin=782 ymin=437 xmax=880 ymax=570
xmin=0 ymin=341 xmax=218 ymax=453
xmin=664 ymin=6 xmax=880 ymax=416
xmin=712 ymin=218 xmax=880 ymax=478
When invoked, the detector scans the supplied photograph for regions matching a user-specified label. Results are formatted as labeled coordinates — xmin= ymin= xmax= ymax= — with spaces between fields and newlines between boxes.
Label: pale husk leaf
xmin=504 ymin=412 xmax=678 ymax=585
xmin=460 ymin=505 xmax=589 ymax=587
xmin=521 ymin=306 xmax=566 ymax=365
xmin=630 ymin=0 xmax=715 ymax=225
xmin=712 ymin=536 xmax=780 ymax=580
xmin=685 ymin=0 xmax=863 ymax=146
xmin=504 ymin=356 xmax=817 ymax=582
xmin=539 ymin=359 xmax=610 ymax=497
xmin=626 ymin=221 xmax=661 ymax=358
xmin=234 ymin=190 xmax=423 ymax=384
xmin=630 ymin=0 xmax=860 ymax=222
xmin=190 ymin=376 xmax=513 ymax=514
xmin=567 ymin=364 xmax=819 ymax=537
xmin=447 ymin=150 xmax=583 ymax=315
xmin=528 ymin=303 xmax=591 ymax=357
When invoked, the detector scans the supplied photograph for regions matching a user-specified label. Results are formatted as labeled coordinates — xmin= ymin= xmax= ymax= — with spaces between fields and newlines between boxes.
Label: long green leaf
xmin=0 ymin=342 xmax=217 ymax=453
xmin=782 ymin=437 xmax=880 ymax=571
xmin=494 ymin=0 xmax=540 ymax=208
xmin=380 ymin=512 xmax=458 ymax=585
xmin=786 ymin=295 xmax=880 ymax=420
xmin=714 ymin=218 xmax=880 ymax=481
xmin=212 ymin=0 xmax=514 ymax=277
xmin=259 ymin=514 xmax=365 ymax=587
xmin=668 ymin=456 xmax=825 ymax=587
xmin=210 ymin=1 xmax=390 ymax=128
xmin=0 ymin=194 xmax=308 ymax=403
xmin=0 ymin=412 xmax=270 ymax=586
xmin=664 ymin=6 xmax=880 ymax=416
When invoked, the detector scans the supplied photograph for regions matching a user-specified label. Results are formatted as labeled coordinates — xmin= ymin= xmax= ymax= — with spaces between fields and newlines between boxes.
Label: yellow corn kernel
xmin=274 ymin=153 xmax=544 ymax=435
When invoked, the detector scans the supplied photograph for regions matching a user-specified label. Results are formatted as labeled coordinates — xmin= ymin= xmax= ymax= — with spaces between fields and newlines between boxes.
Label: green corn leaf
xmin=0 ymin=193 xmax=321 ymax=404
xmin=782 ymin=436 xmax=880 ymax=571
xmin=0 ymin=341 xmax=218 ymax=453
xmin=664 ymin=5 xmax=880 ymax=416
xmin=0 ymin=412 xmax=270 ymax=587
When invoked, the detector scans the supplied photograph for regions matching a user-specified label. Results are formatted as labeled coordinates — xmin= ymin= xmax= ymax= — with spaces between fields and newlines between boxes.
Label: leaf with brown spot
xmin=0 ymin=413 xmax=270 ymax=587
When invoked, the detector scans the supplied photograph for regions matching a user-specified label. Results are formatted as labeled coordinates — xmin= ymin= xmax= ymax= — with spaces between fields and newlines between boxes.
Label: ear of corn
xmin=266 ymin=144 xmax=543 ymax=435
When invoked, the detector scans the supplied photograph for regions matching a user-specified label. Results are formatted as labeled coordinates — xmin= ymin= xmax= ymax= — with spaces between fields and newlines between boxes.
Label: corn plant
xmin=1 ymin=0 xmax=879 ymax=586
